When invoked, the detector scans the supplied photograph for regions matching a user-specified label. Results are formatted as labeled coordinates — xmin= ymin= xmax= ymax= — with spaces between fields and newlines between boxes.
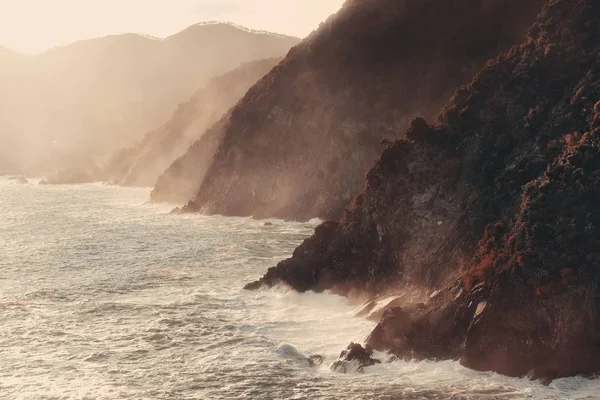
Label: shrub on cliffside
xmin=248 ymin=0 xmax=600 ymax=380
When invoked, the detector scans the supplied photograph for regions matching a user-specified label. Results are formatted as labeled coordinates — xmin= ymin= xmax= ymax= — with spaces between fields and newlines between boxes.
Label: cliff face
xmin=0 ymin=24 xmax=298 ymax=176
xmin=248 ymin=0 xmax=600 ymax=379
xmin=153 ymin=0 xmax=544 ymax=221
xmin=105 ymin=58 xmax=281 ymax=188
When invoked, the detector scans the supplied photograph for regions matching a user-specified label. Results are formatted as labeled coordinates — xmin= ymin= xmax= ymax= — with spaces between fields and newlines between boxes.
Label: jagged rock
xmin=330 ymin=343 xmax=381 ymax=373
xmin=154 ymin=0 xmax=544 ymax=221
xmin=249 ymin=0 xmax=600 ymax=380
xmin=366 ymin=283 xmax=483 ymax=364
xmin=308 ymin=355 xmax=324 ymax=367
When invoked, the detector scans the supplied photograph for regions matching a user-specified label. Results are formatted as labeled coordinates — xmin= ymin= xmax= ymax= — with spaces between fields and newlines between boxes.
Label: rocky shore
xmin=247 ymin=0 xmax=600 ymax=380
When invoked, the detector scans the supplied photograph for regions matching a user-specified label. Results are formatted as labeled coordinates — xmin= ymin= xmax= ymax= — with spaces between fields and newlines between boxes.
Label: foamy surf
xmin=0 ymin=179 xmax=595 ymax=399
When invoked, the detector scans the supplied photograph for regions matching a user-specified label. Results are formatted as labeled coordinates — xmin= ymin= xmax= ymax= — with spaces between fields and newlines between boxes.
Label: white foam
xmin=0 ymin=182 xmax=594 ymax=399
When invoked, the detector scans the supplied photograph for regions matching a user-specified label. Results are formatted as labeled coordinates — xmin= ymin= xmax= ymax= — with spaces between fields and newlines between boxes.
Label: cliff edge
xmin=153 ymin=0 xmax=544 ymax=221
xmin=248 ymin=0 xmax=600 ymax=380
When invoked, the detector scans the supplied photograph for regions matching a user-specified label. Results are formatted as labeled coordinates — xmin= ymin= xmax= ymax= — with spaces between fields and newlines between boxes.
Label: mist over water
xmin=0 ymin=178 xmax=596 ymax=399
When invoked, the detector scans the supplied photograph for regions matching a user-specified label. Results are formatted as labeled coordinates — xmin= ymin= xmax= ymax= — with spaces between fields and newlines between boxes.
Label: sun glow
xmin=0 ymin=0 xmax=345 ymax=53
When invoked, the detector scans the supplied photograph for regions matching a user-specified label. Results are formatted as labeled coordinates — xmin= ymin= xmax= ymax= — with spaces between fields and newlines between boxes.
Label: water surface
xmin=0 ymin=178 xmax=596 ymax=399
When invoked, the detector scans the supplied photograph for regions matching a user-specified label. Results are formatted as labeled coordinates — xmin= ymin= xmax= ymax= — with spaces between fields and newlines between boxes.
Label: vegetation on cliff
xmin=248 ymin=0 xmax=600 ymax=379
xmin=152 ymin=0 xmax=544 ymax=221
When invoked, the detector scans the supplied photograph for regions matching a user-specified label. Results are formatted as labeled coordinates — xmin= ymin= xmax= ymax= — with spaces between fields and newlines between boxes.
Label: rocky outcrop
xmin=0 ymin=24 xmax=298 ymax=176
xmin=330 ymin=342 xmax=381 ymax=373
xmin=365 ymin=278 xmax=600 ymax=381
xmin=248 ymin=0 xmax=600 ymax=379
xmin=105 ymin=58 xmax=281 ymax=189
xmin=155 ymin=0 xmax=544 ymax=220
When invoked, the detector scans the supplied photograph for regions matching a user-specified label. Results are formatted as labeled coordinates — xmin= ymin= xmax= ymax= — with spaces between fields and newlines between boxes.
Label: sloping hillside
xmin=248 ymin=0 xmax=600 ymax=380
xmin=154 ymin=0 xmax=544 ymax=221
xmin=106 ymin=58 xmax=281 ymax=188
xmin=0 ymin=23 xmax=298 ymax=175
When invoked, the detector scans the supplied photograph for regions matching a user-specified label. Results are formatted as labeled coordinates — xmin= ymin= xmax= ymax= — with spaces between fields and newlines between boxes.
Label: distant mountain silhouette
xmin=0 ymin=23 xmax=299 ymax=175
xmin=153 ymin=0 xmax=544 ymax=221
xmin=104 ymin=57 xmax=282 ymax=188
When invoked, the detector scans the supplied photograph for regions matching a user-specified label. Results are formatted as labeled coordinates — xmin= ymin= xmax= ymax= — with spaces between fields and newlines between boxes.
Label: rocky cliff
xmin=154 ymin=0 xmax=544 ymax=221
xmin=248 ymin=0 xmax=600 ymax=380
xmin=0 ymin=24 xmax=298 ymax=176
xmin=105 ymin=58 xmax=281 ymax=188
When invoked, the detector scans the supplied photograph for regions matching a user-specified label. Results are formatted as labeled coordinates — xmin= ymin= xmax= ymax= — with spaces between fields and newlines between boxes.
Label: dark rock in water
xmin=331 ymin=343 xmax=381 ymax=373
xmin=250 ymin=0 xmax=600 ymax=380
xmin=14 ymin=177 xmax=28 ymax=184
xmin=264 ymin=222 xmax=274 ymax=226
xmin=308 ymin=355 xmax=323 ymax=367
xmin=243 ymin=280 xmax=262 ymax=291
xmin=38 ymin=179 xmax=48 ymax=185
xmin=367 ymin=279 xmax=600 ymax=381
xmin=366 ymin=297 xmax=407 ymax=322
xmin=366 ymin=283 xmax=483 ymax=364
xmin=156 ymin=0 xmax=544 ymax=221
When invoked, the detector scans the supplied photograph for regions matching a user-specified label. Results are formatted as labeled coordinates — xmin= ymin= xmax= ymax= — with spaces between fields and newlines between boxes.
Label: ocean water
xmin=0 ymin=178 xmax=597 ymax=400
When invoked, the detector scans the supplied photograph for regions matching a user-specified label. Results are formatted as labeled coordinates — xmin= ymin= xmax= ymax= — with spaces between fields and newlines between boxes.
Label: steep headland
xmin=0 ymin=24 xmax=298 ymax=176
xmin=154 ymin=0 xmax=544 ymax=221
xmin=105 ymin=58 xmax=282 ymax=189
xmin=248 ymin=0 xmax=600 ymax=380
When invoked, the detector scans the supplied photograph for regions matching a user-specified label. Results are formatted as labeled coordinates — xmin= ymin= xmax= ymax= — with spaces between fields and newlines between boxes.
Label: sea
xmin=0 ymin=177 xmax=597 ymax=399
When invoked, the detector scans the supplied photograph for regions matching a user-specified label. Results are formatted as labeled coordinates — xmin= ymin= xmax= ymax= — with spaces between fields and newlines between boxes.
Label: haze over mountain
xmin=2 ymin=0 xmax=600 ymax=393
xmin=104 ymin=57 xmax=282 ymax=188
xmin=0 ymin=0 xmax=345 ymax=54
xmin=0 ymin=23 xmax=299 ymax=175
xmin=153 ymin=0 xmax=544 ymax=221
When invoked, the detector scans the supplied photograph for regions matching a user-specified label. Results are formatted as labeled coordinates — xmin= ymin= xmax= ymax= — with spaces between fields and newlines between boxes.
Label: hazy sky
xmin=0 ymin=0 xmax=345 ymax=53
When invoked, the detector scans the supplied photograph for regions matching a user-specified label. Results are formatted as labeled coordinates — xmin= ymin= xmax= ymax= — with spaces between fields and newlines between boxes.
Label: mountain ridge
xmin=153 ymin=0 xmax=545 ymax=221
xmin=5 ymin=22 xmax=298 ymax=56
xmin=0 ymin=23 xmax=299 ymax=176
xmin=104 ymin=57 xmax=283 ymax=188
